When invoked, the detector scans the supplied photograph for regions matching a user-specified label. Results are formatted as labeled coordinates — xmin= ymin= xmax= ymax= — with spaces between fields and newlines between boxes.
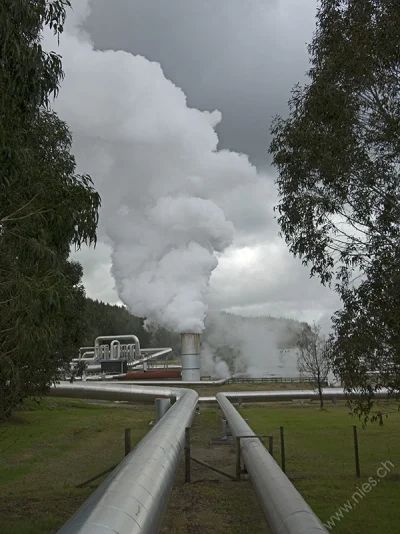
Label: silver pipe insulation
xmin=147 ymin=365 xmax=182 ymax=370
xmin=155 ymin=398 xmax=172 ymax=421
xmin=83 ymin=348 xmax=173 ymax=374
xmin=199 ymin=387 xmax=390 ymax=403
xmin=110 ymin=339 xmax=121 ymax=359
xmin=95 ymin=335 xmax=141 ymax=361
xmin=49 ymin=384 xmax=389 ymax=533
xmin=57 ymin=383 xmax=389 ymax=401
xmin=104 ymin=377 xmax=230 ymax=386
xmin=129 ymin=348 xmax=172 ymax=368
xmin=49 ymin=383 xmax=198 ymax=534
xmin=81 ymin=384 xmax=390 ymax=400
xmin=216 ymin=392 xmax=328 ymax=534
xmin=79 ymin=346 xmax=95 ymax=358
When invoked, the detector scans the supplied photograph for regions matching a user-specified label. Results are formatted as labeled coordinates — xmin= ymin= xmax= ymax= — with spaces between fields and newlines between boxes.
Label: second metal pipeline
xmin=216 ymin=392 xmax=328 ymax=533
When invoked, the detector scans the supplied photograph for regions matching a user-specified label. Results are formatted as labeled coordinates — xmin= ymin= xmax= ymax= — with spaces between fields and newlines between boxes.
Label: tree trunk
xmin=318 ymin=381 xmax=324 ymax=409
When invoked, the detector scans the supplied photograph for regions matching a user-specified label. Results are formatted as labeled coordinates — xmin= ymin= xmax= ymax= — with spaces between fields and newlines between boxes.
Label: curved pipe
xmin=95 ymin=335 xmax=141 ymax=360
xmin=217 ymin=392 xmax=328 ymax=533
xmin=77 ymin=347 xmax=95 ymax=361
xmin=110 ymin=340 xmax=121 ymax=360
xmin=49 ymin=383 xmax=198 ymax=534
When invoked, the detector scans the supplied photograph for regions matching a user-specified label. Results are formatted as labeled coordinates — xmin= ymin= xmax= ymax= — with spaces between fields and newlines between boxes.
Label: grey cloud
xmin=72 ymin=243 xmax=120 ymax=304
xmin=208 ymin=243 xmax=341 ymax=317
xmin=57 ymin=0 xmax=341 ymax=325
xmin=84 ymin=0 xmax=317 ymax=169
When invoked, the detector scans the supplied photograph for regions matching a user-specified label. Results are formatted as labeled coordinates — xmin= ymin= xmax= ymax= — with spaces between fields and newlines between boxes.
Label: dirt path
xmin=161 ymin=407 xmax=271 ymax=534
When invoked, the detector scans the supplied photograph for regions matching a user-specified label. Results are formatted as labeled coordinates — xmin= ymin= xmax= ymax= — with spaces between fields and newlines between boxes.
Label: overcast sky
xmin=58 ymin=0 xmax=340 ymax=326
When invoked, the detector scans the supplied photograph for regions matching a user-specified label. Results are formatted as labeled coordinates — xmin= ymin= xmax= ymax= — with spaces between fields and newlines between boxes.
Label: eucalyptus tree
xmin=0 ymin=1 xmax=100 ymax=419
xmin=270 ymin=0 xmax=400 ymax=422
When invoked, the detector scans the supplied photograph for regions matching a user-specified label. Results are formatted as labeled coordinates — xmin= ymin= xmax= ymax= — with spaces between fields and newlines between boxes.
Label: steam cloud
xmin=201 ymin=313 xmax=303 ymax=378
xmin=44 ymin=1 xmax=269 ymax=333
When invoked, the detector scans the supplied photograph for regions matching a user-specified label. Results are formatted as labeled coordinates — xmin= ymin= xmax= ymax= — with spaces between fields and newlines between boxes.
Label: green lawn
xmin=0 ymin=395 xmax=399 ymax=534
xmin=0 ymin=399 xmax=153 ymax=534
xmin=238 ymin=403 xmax=400 ymax=533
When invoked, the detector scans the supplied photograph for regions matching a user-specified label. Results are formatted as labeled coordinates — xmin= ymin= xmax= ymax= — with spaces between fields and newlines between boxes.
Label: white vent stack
xmin=181 ymin=333 xmax=201 ymax=381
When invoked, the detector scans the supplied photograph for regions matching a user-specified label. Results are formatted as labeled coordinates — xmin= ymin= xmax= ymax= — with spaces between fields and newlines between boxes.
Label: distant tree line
xmin=58 ymin=298 xmax=182 ymax=361
xmin=78 ymin=299 xmax=150 ymax=349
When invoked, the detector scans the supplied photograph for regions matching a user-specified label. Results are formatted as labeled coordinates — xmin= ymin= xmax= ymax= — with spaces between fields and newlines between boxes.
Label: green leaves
xmin=269 ymin=0 xmax=400 ymax=421
xmin=0 ymin=1 xmax=100 ymax=420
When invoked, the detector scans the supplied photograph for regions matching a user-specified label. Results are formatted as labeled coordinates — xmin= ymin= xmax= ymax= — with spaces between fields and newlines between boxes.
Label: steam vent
xmin=180 ymin=333 xmax=201 ymax=381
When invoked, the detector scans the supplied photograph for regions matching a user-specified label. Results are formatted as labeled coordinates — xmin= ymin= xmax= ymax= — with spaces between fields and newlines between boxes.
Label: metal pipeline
xmin=100 ymin=377 xmax=230 ymax=386
xmin=69 ymin=385 xmax=389 ymax=400
xmin=79 ymin=346 xmax=95 ymax=356
xmin=95 ymin=335 xmax=141 ymax=361
xmin=199 ymin=387 xmax=389 ymax=403
xmin=84 ymin=348 xmax=173 ymax=374
xmin=147 ymin=365 xmax=182 ymax=370
xmin=110 ymin=339 xmax=121 ymax=360
xmin=216 ymin=392 xmax=328 ymax=534
xmin=49 ymin=383 xmax=198 ymax=534
xmin=129 ymin=348 xmax=172 ymax=368
xmin=49 ymin=384 xmax=389 ymax=533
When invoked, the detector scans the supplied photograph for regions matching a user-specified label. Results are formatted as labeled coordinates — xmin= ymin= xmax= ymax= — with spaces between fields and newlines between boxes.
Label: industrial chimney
xmin=181 ymin=333 xmax=201 ymax=381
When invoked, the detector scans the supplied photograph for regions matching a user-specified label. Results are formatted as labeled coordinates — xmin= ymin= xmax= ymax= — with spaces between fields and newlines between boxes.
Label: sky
xmin=51 ymin=0 xmax=341 ymax=328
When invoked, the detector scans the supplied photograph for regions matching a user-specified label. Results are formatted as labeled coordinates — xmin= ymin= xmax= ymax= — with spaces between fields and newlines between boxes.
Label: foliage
xmin=269 ymin=0 xmax=400 ymax=420
xmin=0 ymin=1 xmax=100 ymax=419
xmin=297 ymin=323 xmax=331 ymax=408
xmin=71 ymin=359 xmax=88 ymax=380
xmin=144 ymin=322 xmax=180 ymax=356
xmin=79 ymin=298 xmax=151 ymax=350
xmin=332 ymin=253 xmax=400 ymax=424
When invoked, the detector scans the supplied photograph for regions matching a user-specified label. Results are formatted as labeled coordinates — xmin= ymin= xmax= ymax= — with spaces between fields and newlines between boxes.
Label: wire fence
xmin=225 ymin=376 xmax=323 ymax=384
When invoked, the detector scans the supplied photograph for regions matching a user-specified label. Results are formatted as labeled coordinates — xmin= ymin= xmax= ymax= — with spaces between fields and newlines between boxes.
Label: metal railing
xmin=226 ymin=376 xmax=324 ymax=384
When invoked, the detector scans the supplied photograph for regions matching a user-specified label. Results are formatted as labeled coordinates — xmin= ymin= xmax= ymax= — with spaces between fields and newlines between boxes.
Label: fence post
xmin=236 ymin=437 xmax=241 ymax=480
xmin=268 ymin=435 xmax=274 ymax=457
xmin=280 ymin=426 xmax=286 ymax=473
xmin=353 ymin=425 xmax=360 ymax=478
xmin=124 ymin=428 xmax=131 ymax=457
xmin=185 ymin=427 xmax=191 ymax=483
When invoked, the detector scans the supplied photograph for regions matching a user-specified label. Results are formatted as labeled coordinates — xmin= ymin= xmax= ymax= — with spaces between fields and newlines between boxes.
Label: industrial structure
xmin=71 ymin=333 xmax=175 ymax=379
xmin=54 ymin=332 xmax=381 ymax=533
xmin=50 ymin=382 xmax=388 ymax=534
xmin=71 ymin=332 xmax=203 ymax=383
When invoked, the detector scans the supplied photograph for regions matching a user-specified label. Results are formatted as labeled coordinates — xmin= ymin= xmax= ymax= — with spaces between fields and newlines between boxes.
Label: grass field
xmin=238 ymin=403 xmax=400 ymax=533
xmin=0 ymin=392 xmax=399 ymax=533
xmin=0 ymin=399 xmax=153 ymax=534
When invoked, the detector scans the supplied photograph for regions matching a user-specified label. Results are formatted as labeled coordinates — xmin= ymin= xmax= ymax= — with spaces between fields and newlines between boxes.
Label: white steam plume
xmin=201 ymin=313 xmax=304 ymax=378
xmin=44 ymin=1 xmax=268 ymax=332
